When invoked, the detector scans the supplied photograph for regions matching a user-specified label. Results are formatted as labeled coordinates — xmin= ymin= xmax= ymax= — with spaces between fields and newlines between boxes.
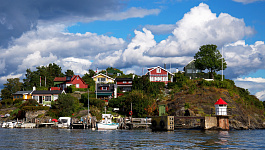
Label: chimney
xmin=176 ymin=68 xmax=179 ymax=73
xmin=164 ymin=63 xmax=166 ymax=69
xmin=33 ymin=86 xmax=36 ymax=91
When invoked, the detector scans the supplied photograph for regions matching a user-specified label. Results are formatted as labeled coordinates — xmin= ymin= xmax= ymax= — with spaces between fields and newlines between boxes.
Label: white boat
xmin=58 ymin=117 xmax=71 ymax=128
xmin=97 ymin=114 xmax=119 ymax=130
xmin=2 ymin=122 xmax=7 ymax=128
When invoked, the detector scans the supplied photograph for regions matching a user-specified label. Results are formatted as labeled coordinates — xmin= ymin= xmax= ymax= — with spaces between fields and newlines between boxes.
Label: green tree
xmin=194 ymin=44 xmax=227 ymax=79
xmin=53 ymin=94 xmax=81 ymax=117
xmin=82 ymin=70 xmax=95 ymax=90
xmin=1 ymin=78 xmax=22 ymax=100
xmin=23 ymin=63 xmax=64 ymax=90
xmin=65 ymin=69 xmax=74 ymax=76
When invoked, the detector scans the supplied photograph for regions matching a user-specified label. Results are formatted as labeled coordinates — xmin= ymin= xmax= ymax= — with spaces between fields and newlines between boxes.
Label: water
xmin=0 ymin=128 xmax=265 ymax=149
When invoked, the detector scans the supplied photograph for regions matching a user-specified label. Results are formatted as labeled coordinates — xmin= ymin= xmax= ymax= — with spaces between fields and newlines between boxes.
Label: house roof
xmin=32 ymin=90 xmax=64 ymax=95
xmin=115 ymin=78 xmax=133 ymax=81
xmin=13 ymin=91 xmax=33 ymax=95
xmin=92 ymin=73 xmax=115 ymax=80
xmin=54 ymin=75 xmax=87 ymax=85
xmin=214 ymin=98 xmax=227 ymax=105
xmin=54 ymin=77 xmax=67 ymax=82
xmin=146 ymin=66 xmax=174 ymax=76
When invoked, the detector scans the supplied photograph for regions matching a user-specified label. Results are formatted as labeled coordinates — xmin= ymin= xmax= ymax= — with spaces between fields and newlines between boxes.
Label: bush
xmin=1 ymin=99 xmax=13 ymax=107
xmin=14 ymin=99 xmax=23 ymax=105
xmin=21 ymin=106 xmax=50 ymax=111
xmin=67 ymin=85 xmax=88 ymax=93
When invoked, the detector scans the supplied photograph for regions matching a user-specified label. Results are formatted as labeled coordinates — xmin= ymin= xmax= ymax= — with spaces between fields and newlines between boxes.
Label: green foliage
xmin=67 ymin=85 xmax=88 ymax=93
xmin=80 ymin=93 xmax=105 ymax=108
xmin=109 ymin=90 xmax=155 ymax=117
xmin=1 ymin=99 xmax=13 ymax=107
xmin=132 ymin=75 xmax=164 ymax=98
xmin=51 ymin=93 xmax=81 ymax=117
xmin=21 ymin=106 xmax=50 ymax=111
xmin=21 ymin=99 xmax=39 ymax=107
xmin=194 ymin=44 xmax=227 ymax=79
xmin=1 ymin=78 xmax=22 ymax=100
xmin=65 ymin=69 xmax=74 ymax=76
xmin=23 ymin=63 xmax=64 ymax=90
xmin=14 ymin=99 xmax=24 ymax=107
xmin=82 ymin=70 xmax=95 ymax=89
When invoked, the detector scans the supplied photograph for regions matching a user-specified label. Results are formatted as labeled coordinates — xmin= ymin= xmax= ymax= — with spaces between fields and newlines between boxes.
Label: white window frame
xmin=157 ymin=68 xmax=161 ymax=73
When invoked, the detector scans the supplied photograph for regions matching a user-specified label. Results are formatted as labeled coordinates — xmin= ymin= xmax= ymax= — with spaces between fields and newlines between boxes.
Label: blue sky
xmin=1 ymin=0 xmax=265 ymax=100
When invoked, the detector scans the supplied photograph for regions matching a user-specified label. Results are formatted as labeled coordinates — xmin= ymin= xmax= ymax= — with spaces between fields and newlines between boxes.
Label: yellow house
xmin=13 ymin=91 xmax=33 ymax=100
xmin=92 ymin=73 xmax=115 ymax=83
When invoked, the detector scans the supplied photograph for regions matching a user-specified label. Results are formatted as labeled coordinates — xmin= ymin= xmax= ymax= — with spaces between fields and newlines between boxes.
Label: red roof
xmin=214 ymin=98 xmax=227 ymax=105
xmin=54 ymin=77 xmax=66 ymax=82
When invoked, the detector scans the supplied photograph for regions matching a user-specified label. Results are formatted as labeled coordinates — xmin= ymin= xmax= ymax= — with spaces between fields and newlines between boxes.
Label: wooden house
xmin=92 ymin=73 xmax=115 ymax=83
xmin=32 ymin=90 xmax=65 ymax=106
xmin=53 ymin=75 xmax=88 ymax=90
xmin=146 ymin=66 xmax=174 ymax=85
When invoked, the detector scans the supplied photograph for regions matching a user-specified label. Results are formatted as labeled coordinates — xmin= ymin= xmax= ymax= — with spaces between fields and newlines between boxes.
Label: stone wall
xmin=26 ymin=110 xmax=47 ymax=120
xmin=204 ymin=116 xmax=217 ymax=129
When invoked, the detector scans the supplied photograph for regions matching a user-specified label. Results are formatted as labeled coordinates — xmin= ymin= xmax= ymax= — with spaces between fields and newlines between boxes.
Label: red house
xmin=146 ymin=66 xmax=174 ymax=85
xmin=53 ymin=75 xmax=88 ymax=90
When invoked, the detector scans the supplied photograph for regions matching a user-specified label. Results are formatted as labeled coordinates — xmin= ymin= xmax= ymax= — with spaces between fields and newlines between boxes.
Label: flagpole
xmin=222 ymin=47 xmax=223 ymax=81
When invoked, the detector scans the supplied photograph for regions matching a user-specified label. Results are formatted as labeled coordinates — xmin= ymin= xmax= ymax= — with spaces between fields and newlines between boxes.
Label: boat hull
xmin=97 ymin=123 xmax=119 ymax=130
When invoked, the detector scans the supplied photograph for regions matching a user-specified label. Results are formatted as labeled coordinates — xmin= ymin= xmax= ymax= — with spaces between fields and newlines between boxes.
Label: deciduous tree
xmin=194 ymin=44 xmax=227 ymax=79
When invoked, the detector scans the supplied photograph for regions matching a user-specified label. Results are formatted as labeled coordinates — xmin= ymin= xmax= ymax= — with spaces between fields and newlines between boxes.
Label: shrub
xmin=1 ymin=99 xmax=13 ymax=107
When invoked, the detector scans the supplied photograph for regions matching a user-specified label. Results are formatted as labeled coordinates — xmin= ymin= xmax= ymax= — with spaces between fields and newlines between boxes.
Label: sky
xmin=1 ymin=0 xmax=265 ymax=100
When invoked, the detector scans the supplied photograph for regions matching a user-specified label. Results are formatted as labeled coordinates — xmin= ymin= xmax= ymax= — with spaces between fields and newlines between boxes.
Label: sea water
xmin=0 ymin=128 xmax=265 ymax=149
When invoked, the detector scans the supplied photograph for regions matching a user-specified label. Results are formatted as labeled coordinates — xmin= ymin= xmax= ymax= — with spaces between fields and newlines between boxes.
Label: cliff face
xmin=164 ymin=86 xmax=265 ymax=129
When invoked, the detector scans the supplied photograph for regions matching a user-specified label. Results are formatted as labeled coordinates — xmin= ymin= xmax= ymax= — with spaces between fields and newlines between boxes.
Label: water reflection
xmin=0 ymin=128 xmax=265 ymax=149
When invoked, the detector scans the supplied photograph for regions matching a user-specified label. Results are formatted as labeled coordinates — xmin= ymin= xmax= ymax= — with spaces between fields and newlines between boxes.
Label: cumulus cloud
xmin=58 ymin=57 xmax=92 ymax=75
xmin=147 ymin=3 xmax=255 ymax=57
xmin=224 ymin=40 xmax=265 ymax=78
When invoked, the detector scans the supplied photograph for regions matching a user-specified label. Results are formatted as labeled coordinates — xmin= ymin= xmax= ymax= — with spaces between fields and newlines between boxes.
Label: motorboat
xmin=97 ymin=114 xmax=119 ymax=130
xmin=58 ymin=117 xmax=71 ymax=128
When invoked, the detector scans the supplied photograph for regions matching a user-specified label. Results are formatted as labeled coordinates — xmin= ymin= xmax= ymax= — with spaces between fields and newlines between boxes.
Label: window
xmin=128 ymin=81 xmax=132 ymax=83
xmin=123 ymin=81 xmax=127 ymax=83
xmin=117 ymin=73 xmax=121 ymax=76
xmin=76 ymin=84 xmax=79 ymax=88
xmin=187 ymin=69 xmax=192 ymax=73
xmin=45 ymin=96 xmax=51 ymax=101
xmin=157 ymin=68 xmax=161 ymax=73
xmin=77 ymin=77 xmax=79 ymax=80
xmin=33 ymin=96 xmax=38 ymax=100
xmin=98 ymin=78 xmax=106 ymax=82
xmin=20 ymin=95 xmax=23 ymax=98
xmin=102 ymin=87 xmax=108 ymax=90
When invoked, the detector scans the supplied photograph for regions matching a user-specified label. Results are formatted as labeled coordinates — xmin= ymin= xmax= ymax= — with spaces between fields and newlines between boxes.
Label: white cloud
xmin=233 ymin=0 xmax=265 ymax=4
xmin=235 ymin=77 xmax=265 ymax=83
xmin=147 ymin=3 xmax=255 ymax=57
xmin=59 ymin=57 xmax=92 ymax=75
xmin=144 ymin=24 xmax=177 ymax=35
xmin=0 ymin=73 xmax=23 ymax=87
xmin=256 ymin=90 xmax=265 ymax=101
xmin=224 ymin=40 xmax=265 ymax=78
xmin=234 ymin=77 xmax=265 ymax=101
xmin=18 ymin=51 xmax=58 ymax=72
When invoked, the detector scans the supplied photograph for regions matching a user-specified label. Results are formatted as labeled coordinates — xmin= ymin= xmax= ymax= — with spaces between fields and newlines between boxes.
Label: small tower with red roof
xmin=214 ymin=98 xmax=228 ymax=115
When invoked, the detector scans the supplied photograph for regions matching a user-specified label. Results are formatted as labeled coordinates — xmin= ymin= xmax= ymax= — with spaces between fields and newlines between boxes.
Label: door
xmin=39 ymin=96 xmax=42 ymax=104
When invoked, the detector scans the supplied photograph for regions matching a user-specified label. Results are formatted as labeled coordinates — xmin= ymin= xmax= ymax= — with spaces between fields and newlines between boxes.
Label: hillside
xmin=163 ymin=79 xmax=265 ymax=129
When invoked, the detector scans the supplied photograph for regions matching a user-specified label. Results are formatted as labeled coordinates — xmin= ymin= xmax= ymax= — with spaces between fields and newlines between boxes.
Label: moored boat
xmin=97 ymin=114 xmax=119 ymax=130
